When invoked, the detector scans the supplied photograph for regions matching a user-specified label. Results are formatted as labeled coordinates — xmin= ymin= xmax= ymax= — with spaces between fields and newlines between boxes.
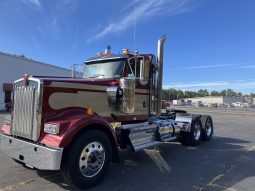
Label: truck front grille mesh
xmin=12 ymin=83 xmax=39 ymax=141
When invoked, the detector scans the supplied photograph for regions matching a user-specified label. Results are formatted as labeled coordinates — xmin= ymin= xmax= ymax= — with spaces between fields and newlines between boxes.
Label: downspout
xmin=156 ymin=35 xmax=167 ymax=116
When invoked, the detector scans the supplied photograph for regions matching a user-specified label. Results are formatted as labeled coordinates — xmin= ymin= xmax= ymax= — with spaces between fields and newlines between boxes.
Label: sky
xmin=0 ymin=0 xmax=255 ymax=93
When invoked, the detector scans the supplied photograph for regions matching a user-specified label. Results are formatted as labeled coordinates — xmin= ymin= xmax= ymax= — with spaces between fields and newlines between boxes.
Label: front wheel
xmin=61 ymin=130 xmax=112 ymax=189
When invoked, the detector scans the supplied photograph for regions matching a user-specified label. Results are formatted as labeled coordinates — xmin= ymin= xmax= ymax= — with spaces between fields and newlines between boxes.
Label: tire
xmin=178 ymin=131 xmax=188 ymax=145
xmin=61 ymin=129 xmax=112 ymax=190
xmin=180 ymin=118 xmax=202 ymax=146
xmin=201 ymin=116 xmax=214 ymax=141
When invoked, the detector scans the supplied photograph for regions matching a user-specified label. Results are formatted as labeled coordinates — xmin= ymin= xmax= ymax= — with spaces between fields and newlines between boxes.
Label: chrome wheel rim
xmin=206 ymin=120 xmax=212 ymax=137
xmin=194 ymin=123 xmax=201 ymax=141
xmin=79 ymin=141 xmax=105 ymax=178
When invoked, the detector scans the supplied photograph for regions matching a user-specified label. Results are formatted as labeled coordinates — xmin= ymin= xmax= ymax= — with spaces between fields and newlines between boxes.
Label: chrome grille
xmin=12 ymin=80 xmax=39 ymax=141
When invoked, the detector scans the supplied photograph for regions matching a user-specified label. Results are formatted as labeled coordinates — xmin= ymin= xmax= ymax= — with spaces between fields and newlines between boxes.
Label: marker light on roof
xmin=123 ymin=49 xmax=129 ymax=55
xmin=97 ymin=52 xmax=112 ymax=57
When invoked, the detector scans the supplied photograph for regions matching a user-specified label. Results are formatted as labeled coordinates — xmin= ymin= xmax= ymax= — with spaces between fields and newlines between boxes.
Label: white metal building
xmin=0 ymin=51 xmax=72 ymax=110
xmin=183 ymin=96 xmax=248 ymax=107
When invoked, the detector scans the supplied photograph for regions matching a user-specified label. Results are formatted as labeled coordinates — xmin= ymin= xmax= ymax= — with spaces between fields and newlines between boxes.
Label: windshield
xmin=83 ymin=59 xmax=125 ymax=78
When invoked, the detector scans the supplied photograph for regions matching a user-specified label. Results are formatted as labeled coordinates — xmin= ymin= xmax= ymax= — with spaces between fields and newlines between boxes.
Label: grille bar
xmin=12 ymin=85 xmax=38 ymax=140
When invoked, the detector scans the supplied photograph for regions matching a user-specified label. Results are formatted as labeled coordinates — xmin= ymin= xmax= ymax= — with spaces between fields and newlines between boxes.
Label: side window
xmin=135 ymin=61 xmax=141 ymax=78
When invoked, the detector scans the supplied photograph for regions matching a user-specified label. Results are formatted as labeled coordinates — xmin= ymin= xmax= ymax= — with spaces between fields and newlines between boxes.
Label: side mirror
xmin=120 ymin=78 xmax=135 ymax=114
xmin=106 ymin=86 xmax=123 ymax=110
xmin=139 ymin=59 xmax=144 ymax=80
xmin=140 ymin=59 xmax=150 ymax=81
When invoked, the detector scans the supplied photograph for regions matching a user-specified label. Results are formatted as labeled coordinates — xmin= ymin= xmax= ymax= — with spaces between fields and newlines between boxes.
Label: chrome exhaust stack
xmin=156 ymin=35 xmax=167 ymax=116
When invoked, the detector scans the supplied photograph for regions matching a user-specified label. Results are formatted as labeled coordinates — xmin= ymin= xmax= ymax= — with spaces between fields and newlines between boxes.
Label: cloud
xmin=120 ymin=0 xmax=140 ymax=12
xmin=163 ymin=79 xmax=255 ymax=91
xmin=42 ymin=0 xmax=79 ymax=41
xmin=72 ymin=26 xmax=79 ymax=49
xmin=57 ymin=0 xmax=79 ymax=14
xmin=170 ymin=63 xmax=255 ymax=70
xmin=172 ymin=64 xmax=237 ymax=70
xmin=52 ymin=14 xmax=58 ymax=27
xmin=50 ymin=0 xmax=79 ymax=31
xmin=21 ymin=0 xmax=41 ymax=8
xmin=31 ymin=36 xmax=40 ymax=48
xmin=93 ymin=0 xmax=197 ymax=40
xmin=239 ymin=65 xmax=255 ymax=68
xmin=36 ymin=26 xmax=44 ymax=35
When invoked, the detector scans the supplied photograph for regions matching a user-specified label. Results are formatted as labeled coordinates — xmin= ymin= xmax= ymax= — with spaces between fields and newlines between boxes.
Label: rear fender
xmin=175 ymin=113 xmax=202 ymax=132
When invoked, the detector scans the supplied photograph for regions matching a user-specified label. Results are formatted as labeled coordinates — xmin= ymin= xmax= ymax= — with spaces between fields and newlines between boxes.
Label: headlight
xmin=44 ymin=123 xmax=60 ymax=135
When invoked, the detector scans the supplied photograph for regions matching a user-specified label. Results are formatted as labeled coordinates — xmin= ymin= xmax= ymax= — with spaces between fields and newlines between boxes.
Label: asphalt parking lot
xmin=0 ymin=109 xmax=255 ymax=191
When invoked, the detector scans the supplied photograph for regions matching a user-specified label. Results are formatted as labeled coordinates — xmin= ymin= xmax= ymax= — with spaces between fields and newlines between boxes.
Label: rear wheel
xmin=179 ymin=119 xmax=202 ymax=146
xmin=61 ymin=130 xmax=112 ymax=189
xmin=201 ymin=116 xmax=214 ymax=141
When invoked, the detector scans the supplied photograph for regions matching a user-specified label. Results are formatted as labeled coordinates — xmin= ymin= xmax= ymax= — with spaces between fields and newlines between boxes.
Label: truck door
xmin=125 ymin=57 xmax=150 ymax=116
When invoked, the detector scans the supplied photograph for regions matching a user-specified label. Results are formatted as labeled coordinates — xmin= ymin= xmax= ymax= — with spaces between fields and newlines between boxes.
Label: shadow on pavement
xmin=35 ymin=136 xmax=254 ymax=191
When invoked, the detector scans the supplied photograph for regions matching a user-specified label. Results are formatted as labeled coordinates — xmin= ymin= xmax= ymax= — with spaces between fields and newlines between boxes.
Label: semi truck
xmin=0 ymin=35 xmax=213 ymax=189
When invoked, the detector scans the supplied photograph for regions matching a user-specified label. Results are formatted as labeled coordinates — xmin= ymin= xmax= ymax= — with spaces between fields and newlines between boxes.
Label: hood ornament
xmin=23 ymin=74 xmax=29 ymax=87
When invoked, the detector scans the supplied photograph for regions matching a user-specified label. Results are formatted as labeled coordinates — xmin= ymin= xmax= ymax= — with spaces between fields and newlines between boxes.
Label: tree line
xmin=162 ymin=88 xmax=254 ymax=101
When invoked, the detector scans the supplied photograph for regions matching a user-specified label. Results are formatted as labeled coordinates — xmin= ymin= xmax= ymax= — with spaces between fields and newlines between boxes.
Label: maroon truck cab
xmin=0 ymin=36 xmax=214 ymax=189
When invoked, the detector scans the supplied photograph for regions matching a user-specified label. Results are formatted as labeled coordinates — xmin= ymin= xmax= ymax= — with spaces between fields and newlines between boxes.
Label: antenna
xmin=72 ymin=26 xmax=79 ymax=78
xmin=73 ymin=26 xmax=78 ymax=65
xmin=133 ymin=4 xmax=137 ymax=52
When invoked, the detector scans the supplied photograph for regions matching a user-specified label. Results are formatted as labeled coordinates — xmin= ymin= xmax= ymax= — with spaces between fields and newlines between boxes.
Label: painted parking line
xmin=0 ymin=179 xmax=36 ymax=191
xmin=198 ymin=146 xmax=255 ymax=191
xmin=0 ymin=173 xmax=60 ymax=191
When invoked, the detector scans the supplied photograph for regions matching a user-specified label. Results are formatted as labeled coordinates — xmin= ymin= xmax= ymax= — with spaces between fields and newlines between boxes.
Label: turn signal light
xmin=86 ymin=107 xmax=94 ymax=116
xmin=97 ymin=53 xmax=112 ymax=57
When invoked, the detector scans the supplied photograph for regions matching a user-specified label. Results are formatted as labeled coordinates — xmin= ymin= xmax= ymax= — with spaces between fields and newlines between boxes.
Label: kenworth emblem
xmin=23 ymin=74 xmax=29 ymax=87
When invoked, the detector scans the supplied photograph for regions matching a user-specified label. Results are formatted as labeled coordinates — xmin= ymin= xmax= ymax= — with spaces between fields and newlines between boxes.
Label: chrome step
xmin=133 ymin=141 xmax=162 ymax=151
xmin=120 ymin=120 xmax=180 ymax=151
xmin=121 ymin=122 xmax=158 ymax=151
xmin=161 ymin=136 xmax=177 ymax=142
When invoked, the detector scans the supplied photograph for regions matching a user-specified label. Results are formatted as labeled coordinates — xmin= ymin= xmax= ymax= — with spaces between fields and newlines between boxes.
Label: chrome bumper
xmin=0 ymin=134 xmax=63 ymax=170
